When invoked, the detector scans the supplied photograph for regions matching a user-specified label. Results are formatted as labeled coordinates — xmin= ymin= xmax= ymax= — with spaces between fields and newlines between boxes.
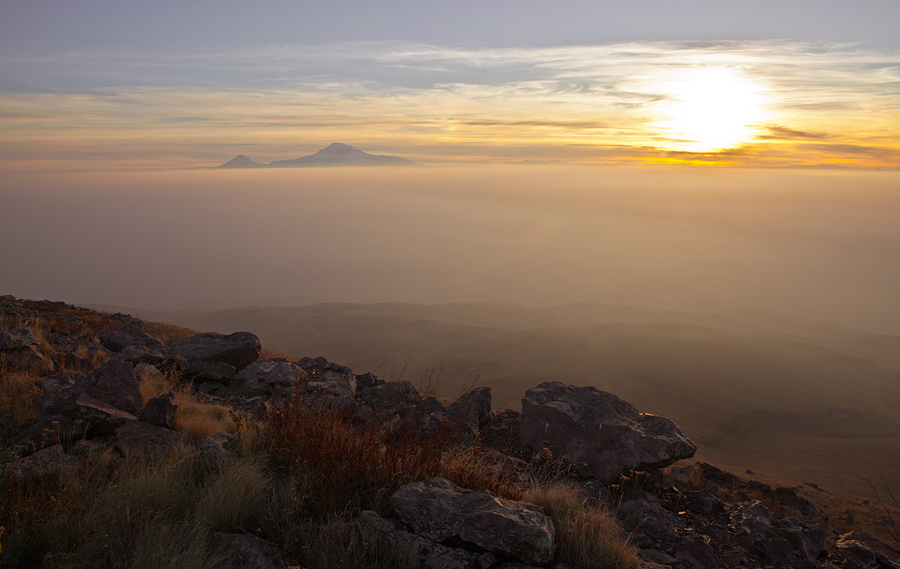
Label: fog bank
xmin=1 ymin=165 xmax=898 ymax=333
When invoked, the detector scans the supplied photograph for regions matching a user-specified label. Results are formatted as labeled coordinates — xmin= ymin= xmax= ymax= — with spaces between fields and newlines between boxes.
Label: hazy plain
xmin=2 ymin=165 xmax=899 ymax=495
xmin=2 ymin=165 xmax=898 ymax=332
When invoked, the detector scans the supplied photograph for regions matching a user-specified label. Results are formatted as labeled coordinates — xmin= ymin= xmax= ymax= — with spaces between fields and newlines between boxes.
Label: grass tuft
xmin=521 ymin=481 xmax=642 ymax=569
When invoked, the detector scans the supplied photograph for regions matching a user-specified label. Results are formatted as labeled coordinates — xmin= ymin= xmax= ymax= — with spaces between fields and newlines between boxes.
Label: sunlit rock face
xmin=519 ymin=381 xmax=697 ymax=483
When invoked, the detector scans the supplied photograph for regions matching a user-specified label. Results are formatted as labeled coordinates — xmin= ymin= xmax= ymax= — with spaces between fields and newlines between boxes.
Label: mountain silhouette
xmin=268 ymin=143 xmax=413 ymax=167
xmin=216 ymin=154 xmax=261 ymax=168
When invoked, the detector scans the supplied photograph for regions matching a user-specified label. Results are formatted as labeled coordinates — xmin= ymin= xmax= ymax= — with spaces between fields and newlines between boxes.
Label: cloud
xmin=758 ymin=125 xmax=832 ymax=140
xmin=0 ymin=40 xmax=898 ymax=169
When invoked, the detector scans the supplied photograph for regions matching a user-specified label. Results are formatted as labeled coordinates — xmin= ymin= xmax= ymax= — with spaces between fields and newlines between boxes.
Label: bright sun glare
xmin=659 ymin=68 xmax=767 ymax=153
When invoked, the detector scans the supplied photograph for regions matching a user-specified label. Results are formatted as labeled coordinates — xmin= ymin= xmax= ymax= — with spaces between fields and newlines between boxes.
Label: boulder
xmin=0 ymin=444 xmax=79 ymax=481
xmin=729 ymin=500 xmax=774 ymax=537
xmin=100 ymin=321 xmax=165 ymax=352
xmin=223 ymin=358 xmax=303 ymax=399
xmin=519 ymin=382 xmax=696 ymax=483
xmin=116 ymin=343 xmax=168 ymax=365
xmin=674 ymin=539 xmax=719 ymax=569
xmin=357 ymin=380 xmax=423 ymax=417
xmin=165 ymin=331 xmax=260 ymax=371
xmin=182 ymin=360 xmax=236 ymax=382
xmin=114 ymin=422 xmax=182 ymax=456
xmin=829 ymin=534 xmax=900 ymax=569
xmin=447 ymin=387 xmax=492 ymax=430
xmin=390 ymin=477 xmax=556 ymax=565
xmin=139 ymin=392 xmax=178 ymax=429
xmin=354 ymin=510 xmax=476 ymax=569
xmin=0 ymin=327 xmax=39 ymax=350
xmin=82 ymin=359 xmax=144 ymax=415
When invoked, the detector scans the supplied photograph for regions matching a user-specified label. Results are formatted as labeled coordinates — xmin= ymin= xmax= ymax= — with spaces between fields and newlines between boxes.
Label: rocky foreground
xmin=1 ymin=297 xmax=898 ymax=569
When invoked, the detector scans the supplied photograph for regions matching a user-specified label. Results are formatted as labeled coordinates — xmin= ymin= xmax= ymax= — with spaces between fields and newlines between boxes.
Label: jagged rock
xmin=114 ymin=422 xmax=182 ymax=456
xmin=182 ymin=360 xmax=236 ymax=382
xmin=208 ymin=532 xmax=288 ymax=569
xmin=0 ymin=444 xmax=79 ymax=481
xmin=354 ymin=510 xmax=475 ymax=569
xmin=519 ymin=382 xmax=697 ymax=483
xmin=197 ymin=431 xmax=237 ymax=470
xmin=73 ymin=392 xmax=138 ymax=434
xmin=0 ymin=327 xmax=39 ymax=350
xmin=390 ymin=477 xmax=556 ymax=565
xmin=674 ymin=539 xmax=719 ymax=569
xmin=617 ymin=497 xmax=680 ymax=546
xmin=675 ymin=491 xmax=726 ymax=518
xmin=447 ymin=386 xmax=492 ymax=430
xmin=775 ymin=485 xmax=818 ymax=516
xmin=357 ymin=380 xmax=423 ymax=417
xmin=116 ymin=343 xmax=168 ymax=365
xmin=773 ymin=517 xmax=826 ymax=560
xmin=729 ymin=500 xmax=774 ymax=536
xmin=829 ymin=533 xmax=900 ymax=568
xmin=481 ymin=409 xmax=522 ymax=454
xmin=139 ymin=392 xmax=178 ymax=429
xmin=100 ymin=321 xmax=165 ymax=352
xmin=82 ymin=359 xmax=144 ymax=415
xmin=165 ymin=331 xmax=260 ymax=372
xmin=223 ymin=358 xmax=303 ymax=399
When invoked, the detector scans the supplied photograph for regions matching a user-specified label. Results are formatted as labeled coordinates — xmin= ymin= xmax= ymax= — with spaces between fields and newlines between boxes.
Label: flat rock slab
xmin=520 ymin=382 xmax=696 ymax=483
xmin=390 ymin=477 xmax=555 ymax=565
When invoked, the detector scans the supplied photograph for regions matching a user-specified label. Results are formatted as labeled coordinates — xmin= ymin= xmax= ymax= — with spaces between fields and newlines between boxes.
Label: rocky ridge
xmin=1 ymin=296 xmax=898 ymax=569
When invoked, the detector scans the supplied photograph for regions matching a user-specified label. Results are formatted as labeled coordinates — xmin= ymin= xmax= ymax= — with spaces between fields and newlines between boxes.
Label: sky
xmin=1 ymin=0 xmax=899 ymax=169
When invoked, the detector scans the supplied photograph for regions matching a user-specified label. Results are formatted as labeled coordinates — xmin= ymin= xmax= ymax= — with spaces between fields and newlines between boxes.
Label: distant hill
xmin=216 ymin=154 xmax=261 ymax=168
xmin=268 ymin=143 xmax=413 ymax=167
xmin=216 ymin=143 xmax=414 ymax=168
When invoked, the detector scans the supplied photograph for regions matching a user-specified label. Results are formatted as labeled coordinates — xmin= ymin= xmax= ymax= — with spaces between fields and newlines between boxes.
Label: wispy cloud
xmin=1 ymin=40 xmax=897 ymax=169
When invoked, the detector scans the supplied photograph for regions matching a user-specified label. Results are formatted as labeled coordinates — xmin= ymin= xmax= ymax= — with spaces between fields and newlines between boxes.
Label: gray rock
xmin=358 ymin=380 xmax=423 ymax=417
xmin=208 ymin=532 xmax=288 ymax=569
xmin=447 ymin=386 xmax=492 ymax=430
xmin=674 ymin=539 xmax=719 ymax=569
xmin=729 ymin=500 xmax=774 ymax=536
xmin=182 ymin=360 xmax=236 ymax=382
xmin=354 ymin=510 xmax=474 ymax=569
xmin=116 ymin=343 xmax=168 ymax=365
xmin=519 ymin=382 xmax=697 ymax=483
xmin=0 ymin=444 xmax=79 ymax=481
xmin=114 ymin=422 xmax=182 ymax=457
xmin=223 ymin=358 xmax=302 ymax=399
xmin=829 ymin=533 xmax=900 ymax=569
xmin=100 ymin=321 xmax=165 ymax=352
xmin=139 ymin=392 xmax=178 ymax=429
xmin=166 ymin=331 xmax=260 ymax=371
xmin=0 ymin=327 xmax=39 ymax=350
xmin=390 ymin=477 xmax=556 ymax=565
xmin=82 ymin=358 xmax=144 ymax=415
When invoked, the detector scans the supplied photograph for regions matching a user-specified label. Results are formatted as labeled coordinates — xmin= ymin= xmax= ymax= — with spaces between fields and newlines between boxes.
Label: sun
xmin=658 ymin=67 xmax=767 ymax=153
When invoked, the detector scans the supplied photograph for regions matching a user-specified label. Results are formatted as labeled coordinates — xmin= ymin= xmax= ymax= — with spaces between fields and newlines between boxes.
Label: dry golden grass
xmin=175 ymin=396 xmax=237 ymax=442
xmin=521 ymin=481 xmax=642 ymax=569
xmin=0 ymin=368 xmax=39 ymax=445
xmin=142 ymin=321 xmax=198 ymax=343
xmin=137 ymin=368 xmax=176 ymax=403
xmin=195 ymin=460 xmax=269 ymax=531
